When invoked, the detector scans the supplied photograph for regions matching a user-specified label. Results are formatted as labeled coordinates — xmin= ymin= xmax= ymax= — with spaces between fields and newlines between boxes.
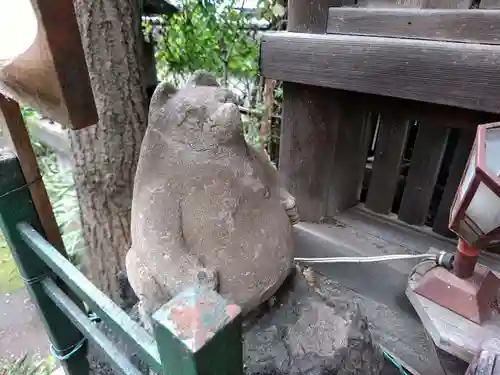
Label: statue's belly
xmin=181 ymin=186 xmax=294 ymax=312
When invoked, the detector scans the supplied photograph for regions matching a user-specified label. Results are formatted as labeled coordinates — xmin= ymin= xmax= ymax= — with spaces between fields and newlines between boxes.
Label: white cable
xmin=294 ymin=253 xmax=436 ymax=264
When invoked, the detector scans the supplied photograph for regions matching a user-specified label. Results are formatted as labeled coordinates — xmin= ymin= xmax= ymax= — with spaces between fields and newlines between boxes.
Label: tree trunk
xmin=71 ymin=0 xmax=148 ymax=304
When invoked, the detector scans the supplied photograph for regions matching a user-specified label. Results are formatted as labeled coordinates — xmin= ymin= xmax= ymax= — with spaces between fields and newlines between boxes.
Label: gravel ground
xmin=0 ymin=288 xmax=49 ymax=361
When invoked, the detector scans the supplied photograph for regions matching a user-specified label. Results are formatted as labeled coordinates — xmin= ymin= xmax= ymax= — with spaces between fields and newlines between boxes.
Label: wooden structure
xmin=260 ymin=1 xmax=500 ymax=374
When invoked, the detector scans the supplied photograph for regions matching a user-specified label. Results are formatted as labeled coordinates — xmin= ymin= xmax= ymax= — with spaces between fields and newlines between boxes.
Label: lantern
xmin=449 ymin=122 xmax=500 ymax=249
xmin=410 ymin=123 xmax=500 ymax=325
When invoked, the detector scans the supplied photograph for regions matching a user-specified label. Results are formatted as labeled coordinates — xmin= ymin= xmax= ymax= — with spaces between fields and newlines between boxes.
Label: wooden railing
xmin=260 ymin=0 xmax=500 ymax=239
xmin=0 ymin=152 xmax=242 ymax=375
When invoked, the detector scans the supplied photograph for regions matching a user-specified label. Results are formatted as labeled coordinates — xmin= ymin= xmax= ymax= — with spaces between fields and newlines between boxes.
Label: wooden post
xmin=0 ymin=151 xmax=88 ymax=374
xmin=280 ymin=0 xmax=368 ymax=221
xmin=152 ymin=286 xmax=242 ymax=375
xmin=0 ymin=94 xmax=66 ymax=253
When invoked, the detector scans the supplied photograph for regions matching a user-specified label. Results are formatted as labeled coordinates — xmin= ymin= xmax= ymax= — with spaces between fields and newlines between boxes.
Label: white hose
xmin=294 ymin=253 xmax=436 ymax=264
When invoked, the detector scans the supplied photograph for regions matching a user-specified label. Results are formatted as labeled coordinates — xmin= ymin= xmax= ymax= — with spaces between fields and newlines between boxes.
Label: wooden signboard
xmin=0 ymin=0 xmax=97 ymax=129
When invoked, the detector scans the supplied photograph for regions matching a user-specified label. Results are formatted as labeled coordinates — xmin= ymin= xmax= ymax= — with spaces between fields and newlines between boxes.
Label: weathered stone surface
xmin=126 ymin=70 xmax=298 ymax=328
xmin=114 ymin=267 xmax=387 ymax=375
xmin=465 ymin=338 xmax=500 ymax=375
xmin=243 ymin=269 xmax=384 ymax=375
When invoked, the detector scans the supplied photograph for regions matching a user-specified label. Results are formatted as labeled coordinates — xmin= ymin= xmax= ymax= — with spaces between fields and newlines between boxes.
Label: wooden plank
xmin=348 ymin=92 xmax=498 ymax=130
xmin=425 ymin=0 xmax=474 ymax=8
xmin=398 ymin=122 xmax=449 ymax=225
xmin=280 ymin=83 xmax=339 ymax=221
xmin=327 ymin=8 xmax=500 ymax=44
xmin=327 ymin=101 xmax=371 ymax=216
xmin=357 ymin=0 xmax=473 ymax=9
xmin=280 ymin=0 xmax=370 ymax=222
xmin=357 ymin=0 xmax=425 ymax=7
xmin=288 ymin=0 xmax=343 ymax=34
xmin=0 ymin=94 xmax=65 ymax=252
xmin=260 ymin=32 xmax=500 ymax=114
xmin=433 ymin=130 xmax=475 ymax=237
xmin=281 ymin=87 xmax=370 ymax=221
xmin=481 ymin=0 xmax=500 ymax=8
xmin=365 ymin=114 xmax=410 ymax=214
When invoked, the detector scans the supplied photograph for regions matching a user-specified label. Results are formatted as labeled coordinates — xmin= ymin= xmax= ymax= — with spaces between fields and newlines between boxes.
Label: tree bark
xmin=71 ymin=0 xmax=148 ymax=304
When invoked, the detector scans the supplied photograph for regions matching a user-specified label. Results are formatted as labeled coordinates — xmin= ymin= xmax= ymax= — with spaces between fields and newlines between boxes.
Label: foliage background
xmin=144 ymin=0 xmax=286 ymax=150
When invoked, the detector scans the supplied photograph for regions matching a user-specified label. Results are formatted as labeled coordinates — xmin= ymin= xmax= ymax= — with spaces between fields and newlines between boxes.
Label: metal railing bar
xmin=42 ymin=278 xmax=143 ymax=375
xmin=18 ymin=223 xmax=162 ymax=373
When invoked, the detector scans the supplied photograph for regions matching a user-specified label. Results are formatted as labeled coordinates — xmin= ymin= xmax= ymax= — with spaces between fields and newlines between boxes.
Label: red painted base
xmin=414 ymin=265 xmax=500 ymax=324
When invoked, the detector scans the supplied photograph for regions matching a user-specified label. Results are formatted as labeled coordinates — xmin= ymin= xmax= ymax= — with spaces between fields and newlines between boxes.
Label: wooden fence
xmin=0 ymin=151 xmax=242 ymax=374
xmin=261 ymin=0 xmax=500 ymax=236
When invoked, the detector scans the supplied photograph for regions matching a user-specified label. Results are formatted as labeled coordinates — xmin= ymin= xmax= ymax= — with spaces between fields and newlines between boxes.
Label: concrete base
xmin=407 ymin=261 xmax=500 ymax=363
xmin=414 ymin=264 xmax=500 ymax=324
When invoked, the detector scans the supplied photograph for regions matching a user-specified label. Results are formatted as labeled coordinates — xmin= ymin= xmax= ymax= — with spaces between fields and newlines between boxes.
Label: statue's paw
xmin=281 ymin=195 xmax=300 ymax=225
xmin=286 ymin=205 xmax=300 ymax=225
xmin=196 ymin=268 xmax=219 ymax=291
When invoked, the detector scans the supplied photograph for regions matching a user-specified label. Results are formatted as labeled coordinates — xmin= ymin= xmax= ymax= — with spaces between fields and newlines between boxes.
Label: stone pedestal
xmin=243 ymin=269 xmax=384 ymax=375
xmin=115 ymin=268 xmax=386 ymax=375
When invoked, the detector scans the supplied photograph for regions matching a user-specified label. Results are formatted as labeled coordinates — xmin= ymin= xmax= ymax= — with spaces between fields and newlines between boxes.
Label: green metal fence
xmin=0 ymin=151 xmax=242 ymax=375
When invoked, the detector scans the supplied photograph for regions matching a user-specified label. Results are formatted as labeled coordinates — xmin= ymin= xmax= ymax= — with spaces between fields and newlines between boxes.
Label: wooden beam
xmin=327 ymin=8 xmax=500 ymax=44
xmin=327 ymin=102 xmax=371 ymax=216
xmin=433 ymin=130 xmax=475 ymax=237
xmin=346 ymin=92 xmax=498 ymax=130
xmin=357 ymin=0 xmax=425 ymax=7
xmin=398 ymin=122 xmax=449 ymax=226
xmin=481 ymin=0 xmax=500 ymax=8
xmin=288 ymin=0 xmax=338 ymax=34
xmin=280 ymin=83 xmax=340 ymax=220
xmin=0 ymin=94 xmax=66 ymax=252
xmin=365 ymin=114 xmax=410 ymax=215
xmin=280 ymin=0 xmax=370 ymax=221
xmin=280 ymin=0 xmax=342 ymax=222
xmin=0 ymin=0 xmax=97 ymax=129
xmin=358 ymin=0 xmax=474 ymax=7
xmin=260 ymin=32 xmax=500 ymax=114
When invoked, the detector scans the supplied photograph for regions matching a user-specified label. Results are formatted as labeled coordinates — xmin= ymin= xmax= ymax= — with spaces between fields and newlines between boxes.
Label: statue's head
xmin=148 ymin=70 xmax=243 ymax=147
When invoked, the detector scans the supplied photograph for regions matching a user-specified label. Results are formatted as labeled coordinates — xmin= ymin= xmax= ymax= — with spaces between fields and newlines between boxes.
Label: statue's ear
xmin=209 ymin=102 xmax=242 ymax=133
xmin=149 ymin=81 xmax=177 ymax=116
xmin=188 ymin=70 xmax=219 ymax=87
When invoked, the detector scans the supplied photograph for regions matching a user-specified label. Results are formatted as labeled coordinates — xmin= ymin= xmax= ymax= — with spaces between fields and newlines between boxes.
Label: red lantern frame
xmin=449 ymin=122 xmax=500 ymax=249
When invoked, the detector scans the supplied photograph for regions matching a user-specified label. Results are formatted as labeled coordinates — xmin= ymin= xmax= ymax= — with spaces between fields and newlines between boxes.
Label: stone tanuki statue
xmin=126 ymin=70 xmax=298 ymax=328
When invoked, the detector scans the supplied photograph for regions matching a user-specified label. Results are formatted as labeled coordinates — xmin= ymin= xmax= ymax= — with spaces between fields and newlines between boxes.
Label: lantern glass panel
xmin=466 ymin=182 xmax=500 ymax=235
xmin=485 ymin=127 xmax=500 ymax=178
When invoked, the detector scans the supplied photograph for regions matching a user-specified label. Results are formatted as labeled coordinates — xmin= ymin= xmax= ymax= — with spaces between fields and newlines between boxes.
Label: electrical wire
xmin=294 ymin=253 xmax=436 ymax=264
